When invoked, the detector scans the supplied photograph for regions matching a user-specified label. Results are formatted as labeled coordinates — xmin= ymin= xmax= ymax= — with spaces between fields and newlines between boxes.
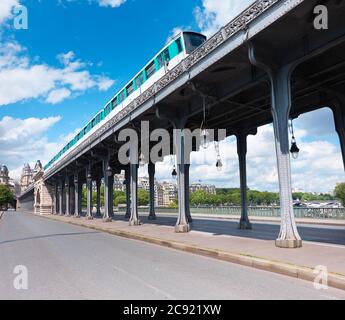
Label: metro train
xmin=44 ymin=31 xmax=207 ymax=172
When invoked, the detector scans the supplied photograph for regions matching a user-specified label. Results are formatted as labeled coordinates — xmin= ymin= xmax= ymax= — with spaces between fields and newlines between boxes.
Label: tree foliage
xmin=0 ymin=185 xmax=14 ymax=208
xmin=334 ymin=183 xmax=345 ymax=207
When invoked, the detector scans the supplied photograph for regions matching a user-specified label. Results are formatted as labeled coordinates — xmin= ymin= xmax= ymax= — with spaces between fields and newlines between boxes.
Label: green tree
xmin=168 ymin=200 xmax=178 ymax=209
xmin=138 ymin=189 xmax=149 ymax=206
xmin=0 ymin=185 xmax=14 ymax=208
xmin=335 ymin=183 xmax=345 ymax=206
xmin=114 ymin=191 xmax=126 ymax=206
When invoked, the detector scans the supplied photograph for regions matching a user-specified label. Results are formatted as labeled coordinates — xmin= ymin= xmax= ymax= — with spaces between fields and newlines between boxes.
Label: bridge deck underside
xmin=60 ymin=4 xmax=343 ymax=179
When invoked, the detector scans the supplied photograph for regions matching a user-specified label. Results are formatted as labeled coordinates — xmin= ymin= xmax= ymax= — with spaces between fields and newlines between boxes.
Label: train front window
xmin=183 ymin=33 xmax=206 ymax=54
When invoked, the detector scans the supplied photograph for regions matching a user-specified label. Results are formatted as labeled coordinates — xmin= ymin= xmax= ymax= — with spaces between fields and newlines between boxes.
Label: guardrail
xmin=117 ymin=206 xmax=345 ymax=220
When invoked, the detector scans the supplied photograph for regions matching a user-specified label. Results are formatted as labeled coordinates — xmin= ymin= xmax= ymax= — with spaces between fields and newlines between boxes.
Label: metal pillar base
xmin=239 ymin=219 xmax=252 ymax=230
xmin=129 ymin=219 xmax=141 ymax=226
xmin=148 ymin=214 xmax=157 ymax=221
xmin=276 ymin=239 xmax=303 ymax=249
xmin=86 ymin=216 xmax=93 ymax=220
xmin=175 ymin=223 xmax=190 ymax=233
xmin=103 ymin=217 xmax=112 ymax=223
xmin=74 ymin=215 xmax=81 ymax=219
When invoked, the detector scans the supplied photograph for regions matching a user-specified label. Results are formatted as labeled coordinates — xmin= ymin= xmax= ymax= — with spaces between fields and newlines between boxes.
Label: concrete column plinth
xmin=276 ymin=239 xmax=303 ymax=249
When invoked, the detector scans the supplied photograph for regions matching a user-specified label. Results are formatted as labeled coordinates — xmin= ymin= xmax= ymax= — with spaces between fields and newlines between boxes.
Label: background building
xmin=20 ymin=163 xmax=33 ymax=192
xmin=0 ymin=165 xmax=10 ymax=186
xmin=114 ymin=173 xmax=125 ymax=191
xmin=0 ymin=164 xmax=20 ymax=200
xmin=190 ymin=183 xmax=216 ymax=195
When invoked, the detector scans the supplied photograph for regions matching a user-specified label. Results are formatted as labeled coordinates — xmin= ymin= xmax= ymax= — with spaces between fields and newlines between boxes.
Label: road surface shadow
xmin=0 ymin=231 xmax=100 ymax=245
xmin=74 ymin=211 xmax=345 ymax=246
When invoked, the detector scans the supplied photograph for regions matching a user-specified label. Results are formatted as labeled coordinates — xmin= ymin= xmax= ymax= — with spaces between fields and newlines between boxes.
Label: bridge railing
xmin=116 ymin=206 xmax=345 ymax=220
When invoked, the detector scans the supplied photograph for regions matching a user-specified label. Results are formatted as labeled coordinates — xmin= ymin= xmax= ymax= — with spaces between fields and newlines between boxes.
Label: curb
xmin=38 ymin=213 xmax=345 ymax=291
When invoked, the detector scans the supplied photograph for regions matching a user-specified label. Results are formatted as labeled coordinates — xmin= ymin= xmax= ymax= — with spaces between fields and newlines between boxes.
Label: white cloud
xmin=0 ymin=0 xmax=19 ymax=23
xmin=0 ymin=42 xmax=114 ymax=106
xmin=97 ymin=0 xmax=127 ymax=8
xmin=46 ymin=88 xmax=71 ymax=104
xmin=166 ymin=27 xmax=185 ymax=44
xmin=194 ymin=0 xmax=255 ymax=37
xmin=0 ymin=116 xmax=82 ymax=181
xmin=0 ymin=116 xmax=63 ymax=179
xmin=145 ymin=109 xmax=345 ymax=193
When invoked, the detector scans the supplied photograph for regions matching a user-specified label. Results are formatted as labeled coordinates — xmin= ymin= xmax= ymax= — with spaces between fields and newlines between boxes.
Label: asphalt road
xmin=0 ymin=211 xmax=344 ymax=300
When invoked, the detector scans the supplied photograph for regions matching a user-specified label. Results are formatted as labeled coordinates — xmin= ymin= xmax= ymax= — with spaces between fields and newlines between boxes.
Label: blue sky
xmin=1 ymin=0 xmax=201 ymax=141
xmin=0 ymin=0 xmax=344 ymax=193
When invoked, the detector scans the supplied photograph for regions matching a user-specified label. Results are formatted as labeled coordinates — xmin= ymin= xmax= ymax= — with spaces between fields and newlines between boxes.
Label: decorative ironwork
xmin=43 ymin=0 xmax=285 ymax=180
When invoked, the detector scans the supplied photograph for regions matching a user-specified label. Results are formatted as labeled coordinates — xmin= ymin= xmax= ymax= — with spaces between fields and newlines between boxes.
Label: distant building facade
xmin=190 ymin=183 xmax=216 ymax=195
xmin=20 ymin=163 xmax=33 ymax=192
xmin=114 ymin=173 xmax=125 ymax=191
xmin=0 ymin=164 xmax=20 ymax=194
xmin=156 ymin=181 xmax=178 ymax=207
xmin=0 ymin=165 xmax=10 ymax=186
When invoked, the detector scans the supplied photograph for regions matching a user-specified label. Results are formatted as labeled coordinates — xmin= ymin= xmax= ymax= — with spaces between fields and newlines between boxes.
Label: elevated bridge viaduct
xmin=17 ymin=0 xmax=345 ymax=248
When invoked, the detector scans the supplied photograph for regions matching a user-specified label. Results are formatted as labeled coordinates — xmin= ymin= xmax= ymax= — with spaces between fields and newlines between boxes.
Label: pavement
xmin=1 ymin=211 xmax=345 ymax=300
xmin=18 ymin=210 xmax=345 ymax=290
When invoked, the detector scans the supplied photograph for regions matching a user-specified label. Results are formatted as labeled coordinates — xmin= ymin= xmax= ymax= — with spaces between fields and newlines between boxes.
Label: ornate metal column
xmin=70 ymin=183 xmax=75 ymax=216
xmin=58 ymin=179 xmax=64 ymax=215
xmin=184 ymin=163 xmax=192 ymax=223
xmin=103 ymin=157 xmax=114 ymax=222
xmin=236 ymin=129 xmax=257 ymax=230
xmin=331 ymin=103 xmax=345 ymax=171
xmin=129 ymin=163 xmax=140 ymax=226
xmin=156 ymin=107 xmax=191 ymax=233
xmin=95 ymin=178 xmax=102 ymax=217
xmin=125 ymin=167 xmax=131 ymax=220
xmin=54 ymin=181 xmax=59 ymax=215
xmin=175 ymin=119 xmax=191 ymax=233
xmin=74 ymin=172 xmax=81 ymax=218
xmin=65 ymin=176 xmax=70 ymax=216
xmin=86 ymin=165 xmax=93 ymax=220
xmin=148 ymin=162 xmax=157 ymax=220
xmin=249 ymin=44 xmax=302 ymax=248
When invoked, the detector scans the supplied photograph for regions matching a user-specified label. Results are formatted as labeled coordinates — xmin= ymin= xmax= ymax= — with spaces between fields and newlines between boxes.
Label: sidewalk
xmin=32 ymin=212 xmax=345 ymax=290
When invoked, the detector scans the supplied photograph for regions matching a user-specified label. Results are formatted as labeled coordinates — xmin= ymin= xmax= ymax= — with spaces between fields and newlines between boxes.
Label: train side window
xmin=157 ymin=54 xmax=164 ymax=69
xmin=118 ymin=90 xmax=125 ymax=103
xmin=145 ymin=61 xmax=155 ymax=79
xmin=163 ymin=48 xmax=170 ymax=63
xmin=135 ymin=72 xmax=144 ymax=88
xmin=176 ymin=38 xmax=183 ymax=53
xmin=104 ymin=104 xmax=111 ymax=116
xmin=112 ymin=98 xmax=118 ymax=110
xmin=126 ymin=82 xmax=134 ymax=96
